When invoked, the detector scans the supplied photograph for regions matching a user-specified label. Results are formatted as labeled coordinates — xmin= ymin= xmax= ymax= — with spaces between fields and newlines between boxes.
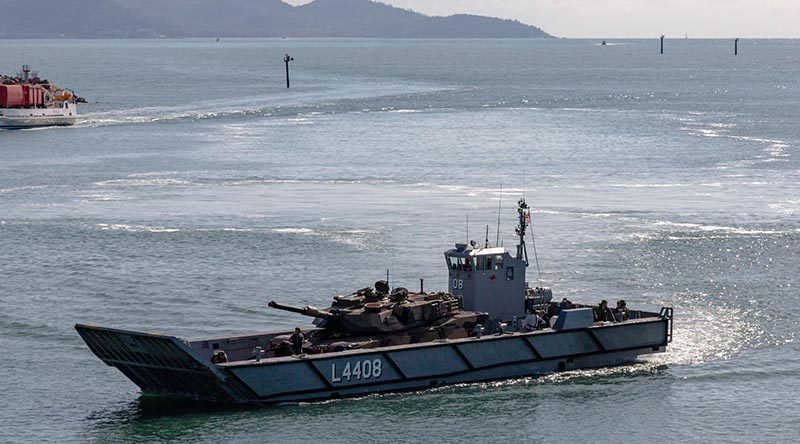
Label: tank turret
xmin=269 ymin=281 xmax=487 ymax=336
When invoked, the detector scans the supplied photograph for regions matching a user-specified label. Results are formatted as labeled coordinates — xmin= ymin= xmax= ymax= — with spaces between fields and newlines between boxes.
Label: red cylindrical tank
xmin=31 ymin=86 xmax=44 ymax=107
xmin=0 ymin=85 xmax=25 ymax=107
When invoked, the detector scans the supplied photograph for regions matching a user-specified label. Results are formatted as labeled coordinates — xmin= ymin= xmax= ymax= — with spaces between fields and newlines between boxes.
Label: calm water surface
xmin=1 ymin=38 xmax=798 ymax=443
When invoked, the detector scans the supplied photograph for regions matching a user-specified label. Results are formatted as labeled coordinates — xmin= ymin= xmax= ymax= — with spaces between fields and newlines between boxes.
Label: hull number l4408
xmin=331 ymin=359 xmax=383 ymax=383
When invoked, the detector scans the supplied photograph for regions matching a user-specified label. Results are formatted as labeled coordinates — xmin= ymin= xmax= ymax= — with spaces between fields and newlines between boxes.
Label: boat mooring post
xmin=420 ymin=278 xmax=424 ymax=293
xmin=660 ymin=35 xmax=665 ymax=54
xmin=283 ymin=54 xmax=294 ymax=88
xmin=735 ymin=38 xmax=740 ymax=55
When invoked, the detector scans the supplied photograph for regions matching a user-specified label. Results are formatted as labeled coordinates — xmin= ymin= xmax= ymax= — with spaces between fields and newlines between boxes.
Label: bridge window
xmin=475 ymin=255 xmax=493 ymax=270
xmin=449 ymin=256 xmax=475 ymax=271
xmin=494 ymin=255 xmax=504 ymax=270
xmin=448 ymin=256 xmax=459 ymax=270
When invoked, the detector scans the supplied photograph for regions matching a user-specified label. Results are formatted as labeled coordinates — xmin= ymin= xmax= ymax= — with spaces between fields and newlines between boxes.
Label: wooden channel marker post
xmin=284 ymin=54 xmax=294 ymax=88
xmin=660 ymin=35 xmax=665 ymax=54
xmin=735 ymin=38 xmax=740 ymax=56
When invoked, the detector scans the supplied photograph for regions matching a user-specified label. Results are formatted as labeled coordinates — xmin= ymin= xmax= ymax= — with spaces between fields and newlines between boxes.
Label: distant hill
xmin=0 ymin=0 xmax=552 ymax=38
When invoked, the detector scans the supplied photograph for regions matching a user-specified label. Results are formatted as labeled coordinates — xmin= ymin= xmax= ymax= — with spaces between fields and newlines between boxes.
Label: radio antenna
xmin=523 ymin=169 xmax=526 ymax=200
xmin=495 ymin=186 xmax=502 ymax=246
xmin=484 ymin=225 xmax=489 ymax=248
xmin=465 ymin=213 xmax=469 ymax=244
xmin=529 ymin=207 xmax=543 ymax=283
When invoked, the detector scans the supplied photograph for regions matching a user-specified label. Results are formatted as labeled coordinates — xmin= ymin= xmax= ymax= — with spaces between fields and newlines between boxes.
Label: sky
xmin=286 ymin=0 xmax=800 ymax=38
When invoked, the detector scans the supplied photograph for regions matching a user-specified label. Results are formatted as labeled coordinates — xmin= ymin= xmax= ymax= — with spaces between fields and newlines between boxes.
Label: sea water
xmin=1 ymin=38 xmax=798 ymax=443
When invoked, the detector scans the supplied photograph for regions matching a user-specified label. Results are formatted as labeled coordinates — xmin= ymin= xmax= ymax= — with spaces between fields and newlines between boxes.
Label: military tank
xmin=267 ymin=281 xmax=489 ymax=356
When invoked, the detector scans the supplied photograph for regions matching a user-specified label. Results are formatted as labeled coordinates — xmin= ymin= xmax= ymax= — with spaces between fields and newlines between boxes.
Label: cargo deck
xmin=76 ymin=308 xmax=672 ymax=404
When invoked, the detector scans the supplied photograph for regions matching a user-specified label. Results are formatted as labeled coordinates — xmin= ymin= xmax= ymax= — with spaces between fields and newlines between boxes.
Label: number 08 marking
xmin=453 ymin=279 xmax=463 ymax=290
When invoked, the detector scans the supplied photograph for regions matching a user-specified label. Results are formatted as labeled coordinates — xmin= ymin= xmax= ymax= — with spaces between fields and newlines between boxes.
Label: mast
xmin=515 ymin=198 xmax=530 ymax=266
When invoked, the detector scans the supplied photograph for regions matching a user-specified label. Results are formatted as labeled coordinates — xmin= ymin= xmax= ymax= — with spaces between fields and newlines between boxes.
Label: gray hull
xmin=75 ymin=313 xmax=672 ymax=404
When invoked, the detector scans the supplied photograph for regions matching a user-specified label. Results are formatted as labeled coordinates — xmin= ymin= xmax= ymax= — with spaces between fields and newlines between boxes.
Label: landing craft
xmin=76 ymin=199 xmax=673 ymax=404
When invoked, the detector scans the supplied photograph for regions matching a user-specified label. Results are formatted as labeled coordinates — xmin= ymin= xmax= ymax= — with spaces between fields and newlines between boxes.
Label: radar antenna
xmin=515 ymin=199 xmax=529 ymax=265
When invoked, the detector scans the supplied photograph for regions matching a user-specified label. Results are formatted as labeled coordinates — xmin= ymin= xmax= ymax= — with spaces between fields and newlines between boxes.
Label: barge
xmin=76 ymin=199 xmax=673 ymax=404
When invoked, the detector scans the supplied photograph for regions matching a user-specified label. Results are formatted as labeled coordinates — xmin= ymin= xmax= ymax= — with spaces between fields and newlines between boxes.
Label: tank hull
xmin=75 ymin=315 xmax=671 ymax=404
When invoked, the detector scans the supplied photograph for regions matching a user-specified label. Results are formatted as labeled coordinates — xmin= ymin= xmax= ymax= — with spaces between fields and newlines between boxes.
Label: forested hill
xmin=0 ymin=0 xmax=552 ymax=38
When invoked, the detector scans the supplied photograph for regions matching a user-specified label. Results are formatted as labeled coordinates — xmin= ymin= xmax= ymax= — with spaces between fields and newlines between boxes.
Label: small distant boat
xmin=601 ymin=40 xmax=607 ymax=46
xmin=0 ymin=65 xmax=81 ymax=129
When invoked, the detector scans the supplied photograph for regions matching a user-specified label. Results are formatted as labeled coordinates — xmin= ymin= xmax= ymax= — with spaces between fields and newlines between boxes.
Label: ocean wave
xmin=271 ymin=227 xmax=315 ymax=235
xmin=768 ymin=200 xmax=800 ymax=216
xmin=0 ymin=318 xmax=74 ymax=343
xmin=93 ymin=178 xmax=195 ymax=187
xmin=0 ymin=185 xmax=50 ymax=193
xmin=650 ymin=221 xmax=792 ymax=236
xmin=75 ymin=193 xmax=127 ymax=202
xmin=536 ymin=209 xmax=642 ymax=223
xmin=90 ymin=175 xmax=399 ymax=189
xmin=680 ymin=121 xmax=792 ymax=169
xmin=241 ymin=226 xmax=380 ymax=250
xmin=74 ymin=84 xmax=460 ymax=129
xmin=90 ymin=223 xmax=380 ymax=249
xmin=96 ymin=223 xmax=180 ymax=233
xmin=220 ymin=177 xmax=397 ymax=186
xmin=683 ymin=121 xmax=737 ymax=129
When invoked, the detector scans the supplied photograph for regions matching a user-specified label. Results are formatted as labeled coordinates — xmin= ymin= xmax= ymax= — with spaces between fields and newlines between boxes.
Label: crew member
xmin=211 ymin=350 xmax=228 ymax=364
xmin=524 ymin=312 xmax=549 ymax=331
xmin=290 ymin=327 xmax=305 ymax=355
xmin=595 ymin=300 xmax=616 ymax=322
xmin=615 ymin=300 xmax=629 ymax=322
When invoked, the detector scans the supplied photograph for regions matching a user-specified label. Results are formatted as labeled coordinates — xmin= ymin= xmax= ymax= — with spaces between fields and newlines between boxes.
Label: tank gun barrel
xmin=268 ymin=301 xmax=334 ymax=319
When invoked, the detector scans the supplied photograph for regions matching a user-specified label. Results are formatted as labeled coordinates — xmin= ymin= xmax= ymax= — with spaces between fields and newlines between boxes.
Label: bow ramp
xmin=74 ymin=324 xmax=254 ymax=403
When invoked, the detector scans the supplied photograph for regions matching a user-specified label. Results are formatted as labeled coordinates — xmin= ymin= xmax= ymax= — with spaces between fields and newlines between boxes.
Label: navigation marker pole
xmin=660 ymin=35 xmax=665 ymax=54
xmin=284 ymin=54 xmax=294 ymax=88
xmin=735 ymin=38 xmax=740 ymax=56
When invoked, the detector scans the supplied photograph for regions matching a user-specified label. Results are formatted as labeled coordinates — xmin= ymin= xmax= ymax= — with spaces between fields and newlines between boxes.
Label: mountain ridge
xmin=0 ymin=0 xmax=553 ymax=38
